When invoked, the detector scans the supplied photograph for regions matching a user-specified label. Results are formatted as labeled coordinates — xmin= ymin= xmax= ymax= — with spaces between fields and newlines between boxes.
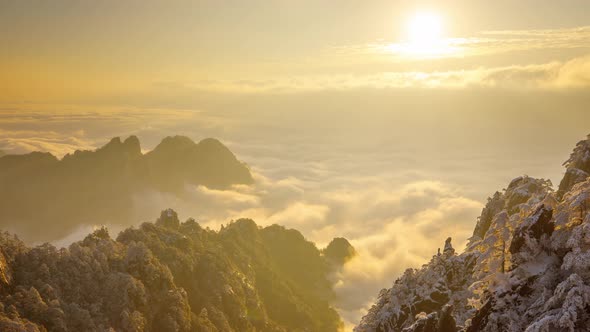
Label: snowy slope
xmin=356 ymin=135 xmax=590 ymax=332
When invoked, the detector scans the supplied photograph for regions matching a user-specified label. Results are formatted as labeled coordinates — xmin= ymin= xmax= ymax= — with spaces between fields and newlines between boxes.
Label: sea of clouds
xmin=1 ymin=87 xmax=589 ymax=328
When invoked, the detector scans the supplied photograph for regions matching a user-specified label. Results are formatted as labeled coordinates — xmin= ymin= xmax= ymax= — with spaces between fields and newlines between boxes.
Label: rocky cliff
xmin=356 ymin=134 xmax=590 ymax=332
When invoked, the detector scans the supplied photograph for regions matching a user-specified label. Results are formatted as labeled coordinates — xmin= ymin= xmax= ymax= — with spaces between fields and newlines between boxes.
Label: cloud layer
xmin=127 ymin=173 xmax=482 ymax=328
xmin=154 ymin=54 xmax=590 ymax=93
xmin=1 ymin=81 xmax=590 ymax=329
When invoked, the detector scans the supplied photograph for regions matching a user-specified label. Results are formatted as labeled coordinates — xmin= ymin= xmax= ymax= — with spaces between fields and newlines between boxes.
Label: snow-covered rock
xmin=557 ymin=134 xmax=590 ymax=198
xmin=355 ymin=237 xmax=477 ymax=332
xmin=356 ymin=134 xmax=590 ymax=332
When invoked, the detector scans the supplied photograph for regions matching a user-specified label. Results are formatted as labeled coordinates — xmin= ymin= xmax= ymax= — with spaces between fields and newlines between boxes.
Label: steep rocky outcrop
xmin=0 ymin=136 xmax=253 ymax=243
xmin=356 ymin=237 xmax=477 ymax=332
xmin=323 ymin=238 xmax=357 ymax=266
xmin=356 ymin=134 xmax=590 ymax=332
xmin=557 ymin=134 xmax=590 ymax=198
xmin=143 ymin=136 xmax=253 ymax=191
xmin=0 ymin=210 xmax=348 ymax=332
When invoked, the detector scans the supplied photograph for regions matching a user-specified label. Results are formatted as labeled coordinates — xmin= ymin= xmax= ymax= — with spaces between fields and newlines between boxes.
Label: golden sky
xmin=1 ymin=0 xmax=590 ymax=102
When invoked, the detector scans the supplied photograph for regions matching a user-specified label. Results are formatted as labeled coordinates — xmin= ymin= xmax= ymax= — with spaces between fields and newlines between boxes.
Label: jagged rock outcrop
xmin=557 ymin=134 xmax=590 ymax=198
xmin=443 ymin=238 xmax=455 ymax=256
xmin=0 ymin=136 xmax=254 ymax=243
xmin=144 ymin=136 xmax=253 ymax=191
xmin=356 ymin=134 xmax=590 ymax=332
xmin=0 ymin=210 xmax=349 ymax=332
xmin=356 ymin=237 xmax=477 ymax=332
xmin=508 ymin=205 xmax=554 ymax=263
xmin=471 ymin=176 xmax=553 ymax=241
xmin=323 ymin=237 xmax=357 ymax=265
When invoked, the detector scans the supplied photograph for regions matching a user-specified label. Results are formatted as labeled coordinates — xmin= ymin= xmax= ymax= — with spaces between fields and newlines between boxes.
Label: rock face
xmin=557 ymin=135 xmax=590 ymax=198
xmin=0 ymin=210 xmax=347 ymax=332
xmin=443 ymin=238 xmax=455 ymax=256
xmin=508 ymin=205 xmax=554 ymax=261
xmin=0 ymin=136 xmax=254 ymax=243
xmin=144 ymin=136 xmax=253 ymax=191
xmin=355 ymin=237 xmax=477 ymax=332
xmin=356 ymin=134 xmax=590 ymax=332
xmin=323 ymin=237 xmax=357 ymax=265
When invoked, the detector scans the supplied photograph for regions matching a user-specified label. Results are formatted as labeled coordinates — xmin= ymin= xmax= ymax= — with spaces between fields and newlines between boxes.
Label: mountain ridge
xmin=355 ymin=134 xmax=590 ymax=332
xmin=0 ymin=136 xmax=253 ymax=243
xmin=0 ymin=209 xmax=349 ymax=332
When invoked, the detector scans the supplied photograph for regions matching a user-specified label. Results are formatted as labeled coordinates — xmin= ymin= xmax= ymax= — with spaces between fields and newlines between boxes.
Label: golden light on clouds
xmin=383 ymin=11 xmax=459 ymax=59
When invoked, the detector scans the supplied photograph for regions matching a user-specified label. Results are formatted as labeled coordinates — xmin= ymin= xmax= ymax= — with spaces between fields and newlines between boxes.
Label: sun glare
xmin=387 ymin=11 xmax=457 ymax=58
xmin=406 ymin=12 xmax=443 ymax=45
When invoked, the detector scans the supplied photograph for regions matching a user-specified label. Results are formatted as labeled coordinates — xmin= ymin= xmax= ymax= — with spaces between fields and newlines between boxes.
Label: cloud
xmin=309 ymin=182 xmax=481 ymax=328
xmin=332 ymin=26 xmax=590 ymax=61
xmin=479 ymin=26 xmax=590 ymax=48
xmin=128 ymin=171 xmax=482 ymax=329
xmin=266 ymin=202 xmax=330 ymax=227
xmin=553 ymin=55 xmax=590 ymax=87
xmin=0 ymin=106 xmax=223 ymax=157
xmin=0 ymin=130 xmax=95 ymax=156
xmin=2 ymin=88 xmax=589 ymax=329
xmin=5 ymin=27 xmax=584 ymax=101
xmin=323 ymin=183 xmax=482 ymax=329
xmin=146 ymin=54 xmax=590 ymax=94
xmin=130 ymin=26 xmax=590 ymax=95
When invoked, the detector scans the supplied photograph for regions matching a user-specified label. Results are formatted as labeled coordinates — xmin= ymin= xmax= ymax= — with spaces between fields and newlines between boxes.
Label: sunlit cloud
xmin=0 ymin=106 xmax=221 ymax=157
xmin=154 ymin=54 xmax=590 ymax=93
xmin=125 ymin=169 xmax=482 ymax=329
xmin=133 ymin=24 xmax=590 ymax=94
xmin=332 ymin=26 xmax=590 ymax=61
xmin=2 ymin=88 xmax=589 ymax=329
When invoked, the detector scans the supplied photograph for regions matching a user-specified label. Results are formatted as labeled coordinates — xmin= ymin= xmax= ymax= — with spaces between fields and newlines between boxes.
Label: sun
xmin=393 ymin=11 xmax=452 ymax=57
xmin=405 ymin=12 xmax=443 ymax=44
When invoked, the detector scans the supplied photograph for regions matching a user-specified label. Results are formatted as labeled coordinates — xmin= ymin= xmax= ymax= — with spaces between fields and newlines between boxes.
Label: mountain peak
xmin=106 ymin=136 xmax=122 ymax=146
xmin=0 ymin=135 xmax=253 ymax=242
xmin=123 ymin=135 xmax=141 ymax=152
xmin=97 ymin=136 xmax=141 ymax=157
xmin=324 ymin=237 xmax=357 ymax=265
xmin=152 ymin=135 xmax=197 ymax=154
xmin=221 ymin=218 xmax=260 ymax=236
xmin=471 ymin=175 xmax=552 ymax=241
xmin=143 ymin=135 xmax=253 ymax=190
xmin=197 ymin=137 xmax=228 ymax=151
xmin=156 ymin=208 xmax=180 ymax=230
xmin=557 ymin=133 xmax=590 ymax=198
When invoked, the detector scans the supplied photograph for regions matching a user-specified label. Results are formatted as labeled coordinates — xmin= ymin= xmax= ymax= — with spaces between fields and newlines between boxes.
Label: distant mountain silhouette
xmin=0 ymin=136 xmax=253 ymax=243
xmin=0 ymin=209 xmax=347 ymax=331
